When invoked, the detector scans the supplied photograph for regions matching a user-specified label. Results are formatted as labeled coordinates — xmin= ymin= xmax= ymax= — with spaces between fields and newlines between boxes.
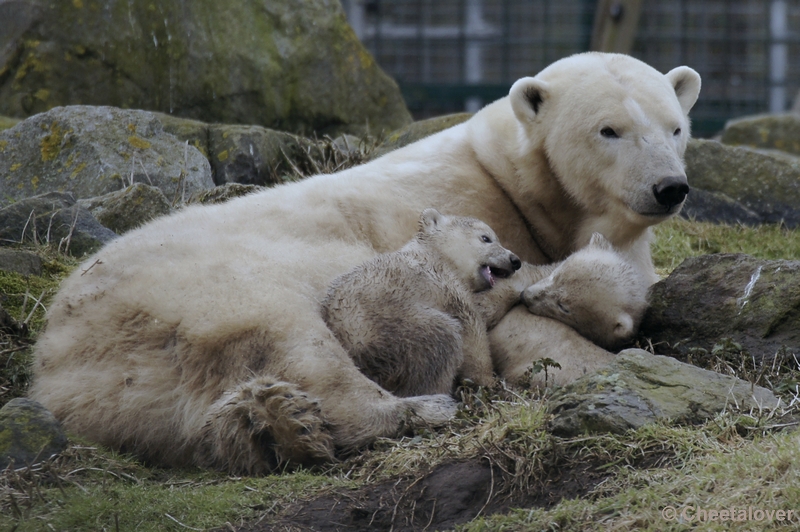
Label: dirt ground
xmin=239 ymin=456 xmax=609 ymax=532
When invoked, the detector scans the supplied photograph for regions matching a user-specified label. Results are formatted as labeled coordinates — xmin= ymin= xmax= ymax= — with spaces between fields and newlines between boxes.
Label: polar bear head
xmin=418 ymin=208 xmax=521 ymax=291
xmin=521 ymin=232 xmax=649 ymax=350
xmin=508 ymin=53 xmax=701 ymax=242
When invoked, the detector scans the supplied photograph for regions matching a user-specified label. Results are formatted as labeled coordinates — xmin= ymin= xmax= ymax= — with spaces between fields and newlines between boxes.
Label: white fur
xmin=522 ymin=233 xmax=650 ymax=350
xmin=30 ymin=53 xmax=700 ymax=471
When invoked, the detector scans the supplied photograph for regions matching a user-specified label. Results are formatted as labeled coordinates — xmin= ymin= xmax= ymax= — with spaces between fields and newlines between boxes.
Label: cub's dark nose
xmin=510 ymin=254 xmax=521 ymax=271
xmin=653 ymin=176 xmax=690 ymax=209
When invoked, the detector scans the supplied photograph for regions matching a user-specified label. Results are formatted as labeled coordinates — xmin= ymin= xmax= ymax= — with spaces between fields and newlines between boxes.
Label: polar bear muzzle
xmin=652 ymin=175 xmax=690 ymax=210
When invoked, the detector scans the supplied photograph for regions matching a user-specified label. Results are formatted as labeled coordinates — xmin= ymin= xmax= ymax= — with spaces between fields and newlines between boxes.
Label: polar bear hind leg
xmin=198 ymin=376 xmax=334 ymax=474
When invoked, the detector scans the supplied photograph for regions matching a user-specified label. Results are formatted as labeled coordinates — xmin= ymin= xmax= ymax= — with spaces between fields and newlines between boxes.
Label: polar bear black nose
xmin=510 ymin=254 xmax=521 ymax=271
xmin=653 ymin=177 xmax=690 ymax=209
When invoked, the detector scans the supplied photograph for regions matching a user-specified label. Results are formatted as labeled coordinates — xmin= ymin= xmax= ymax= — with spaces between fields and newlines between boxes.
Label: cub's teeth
xmin=480 ymin=265 xmax=495 ymax=287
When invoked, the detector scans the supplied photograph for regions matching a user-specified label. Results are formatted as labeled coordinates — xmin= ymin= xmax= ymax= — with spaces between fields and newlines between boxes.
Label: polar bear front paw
xmin=401 ymin=394 xmax=458 ymax=428
xmin=199 ymin=376 xmax=334 ymax=474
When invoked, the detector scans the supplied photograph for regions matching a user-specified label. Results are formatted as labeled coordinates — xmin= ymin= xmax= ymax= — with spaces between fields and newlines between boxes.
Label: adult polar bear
xmin=30 ymin=53 xmax=700 ymax=473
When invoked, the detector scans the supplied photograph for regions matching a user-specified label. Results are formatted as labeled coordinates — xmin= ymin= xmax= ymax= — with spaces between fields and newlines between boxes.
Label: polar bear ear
xmin=665 ymin=66 xmax=702 ymax=115
xmin=510 ymin=77 xmax=550 ymax=123
xmin=588 ymin=232 xmax=613 ymax=251
xmin=613 ymin=313 xmax=634 ymax=339
xmin=420 ymin=208 xmax=445 ymax=234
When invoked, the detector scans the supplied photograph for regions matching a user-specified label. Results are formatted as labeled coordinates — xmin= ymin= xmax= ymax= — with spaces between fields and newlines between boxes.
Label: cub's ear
xmin=665 ymin=66 xmax=701 ymax=115
xmin=510 ymin=77 xmax=550 ymax=124
xmin=588 ymin=232 xmax=613 ymax=251
xmin=420 ymin=208 xmax=446 ymax=233
xmin=613 ymin=313 xmax=634 ymax=340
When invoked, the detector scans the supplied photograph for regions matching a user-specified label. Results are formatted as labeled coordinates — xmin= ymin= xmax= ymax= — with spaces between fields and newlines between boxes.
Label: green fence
xmin=342 ymin=0 xmax=800 ymax=138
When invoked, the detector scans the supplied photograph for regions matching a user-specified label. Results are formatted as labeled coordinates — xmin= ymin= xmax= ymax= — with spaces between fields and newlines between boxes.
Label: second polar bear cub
xmin=322 ymin=209 xmax=521 ymax=397
xmin=522 ymin=233 xmax=649 ymax=350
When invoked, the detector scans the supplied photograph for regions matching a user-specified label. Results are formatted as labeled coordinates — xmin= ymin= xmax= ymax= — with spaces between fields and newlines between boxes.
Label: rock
xmin=152 ymin=112 xmax=210 ymax=158
xmin=547 ymin=349 xmax=779 ymax=437
xmin=721 ymin=114 xmax=800 ymax=156
xmin=207 ymin=125 xmax=323 ymax=186
xmin=189 ymin=183 xmax=261 ymax=205
xmin=79 ymin=183 xmax=174 ymax=235
xmin=332 ymin=134 xmax=364 ymax=156
xmin=680 ymin=188 xmax=763 ymax=226
xmin=0 ymin=248 xmax=42 ymax=276
xmin=0 ymin=106 xmax=214 ymax=207
xmin=371 ymin=113 xmax=472 ymax=160
xmin=685 ymin=138 xmax=800 ymax=226
xmin=641 ymin=253 xmax=800 ymax=361
xmin=146 ymin=114 xmax=351 ymax=186
xmin=0 ymin=192 xmax=116 ymax=256
xmin=0 ymin=0 xmax=411 ymax=136
xmin=0 ymin=398 xmax=68 ymax=469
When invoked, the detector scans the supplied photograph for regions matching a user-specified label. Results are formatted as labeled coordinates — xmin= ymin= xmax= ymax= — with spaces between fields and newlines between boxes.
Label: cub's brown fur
xmin=322 ymin=209 xmax=525 ymax=396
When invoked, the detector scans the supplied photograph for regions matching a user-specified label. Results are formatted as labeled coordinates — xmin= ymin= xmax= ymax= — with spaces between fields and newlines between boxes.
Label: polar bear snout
xmin=652 ymin=176 xmax=690 ymax=209
xmin=489 ymin=252 xmax=521 ymax=278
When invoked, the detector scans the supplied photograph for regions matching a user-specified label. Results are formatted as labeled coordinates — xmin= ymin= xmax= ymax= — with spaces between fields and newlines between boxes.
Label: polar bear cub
xmin=322 ymin=208 xmax=521 ymax=397
xmin=522 ymin=233 xmax=649 ymax=350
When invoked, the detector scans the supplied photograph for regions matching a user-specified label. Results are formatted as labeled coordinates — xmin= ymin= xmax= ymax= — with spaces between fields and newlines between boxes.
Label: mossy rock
xmin=0 ymin=248 xmax=43 ymax=276
xmin=0 ymin=192 xmax=116 ymax=256
xmin=0 ymin=0 xmax=411 ymax=136
xmin=207 ymin=124 xmax=323 ymax=186
xmin=0 ymin=106 xmax=214 ymax=207
xmin=371 ymin=113 xmax=473 ymax=159
xmin=79 ymin=183 xmax=174 ymax=235
xmin=641 ymin=253 xmax=800 ymax=360
xmin=721 ymin=113 xmax=800 ymax=156
xmin=0 ymin=398 xmax=68 ymax=469
xmin=548 ymin=349 xmax=778 ymax=437
xmin=685 ymin=138 xmax=800 ymax=226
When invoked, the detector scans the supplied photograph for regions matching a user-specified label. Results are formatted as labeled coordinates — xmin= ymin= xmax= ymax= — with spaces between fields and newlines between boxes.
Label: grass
xmin=463 ymin=422 xmax=800 ymax=531
xmin=0 ymin=248 xmax=78 ymax=407
xmin=1 ymin=441 xmax=354 ymax=531
xmin=3 ymin=215 xmax=800 ymax=530
xmin=651 ymin=216 xmax=800 ymax=275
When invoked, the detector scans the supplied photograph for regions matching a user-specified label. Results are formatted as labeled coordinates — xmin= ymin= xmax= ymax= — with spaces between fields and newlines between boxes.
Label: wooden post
xmin=590 ymin=0 xmax=642 ymax=54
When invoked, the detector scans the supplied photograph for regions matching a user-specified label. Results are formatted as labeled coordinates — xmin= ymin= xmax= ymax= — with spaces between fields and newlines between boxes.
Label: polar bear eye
xmin=600 ymin=127 xmax=619 ymax=139
xmin=557 ymin=301 xmax=571 ymax=314
xmin=673 ymin=127 xmax=682 ymax=136
xmin=481 ymin=235 xmax=492 ymax=243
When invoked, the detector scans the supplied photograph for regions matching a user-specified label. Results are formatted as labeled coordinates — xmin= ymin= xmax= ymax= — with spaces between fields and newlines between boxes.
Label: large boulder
xmin=641 ymin=253 xmax=800 ymax=362
xmin=680 ymin=188 xmax=763 ymax=226
xmin=721 ymin=113 xmax=800 ymax=156
xmin=0 ymin=0 xmax=411 ymax=136
xmin=0 ymin=106 xmax=214 ymax=207
xmin=548 ymin=349 xmax=779 ymax=437
xmin=685 ymin=139 xmax=800 ymax=226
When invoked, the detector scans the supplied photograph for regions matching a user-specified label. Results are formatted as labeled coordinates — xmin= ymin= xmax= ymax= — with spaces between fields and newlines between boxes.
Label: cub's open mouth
xmin=480 ymin=265 xmax=513 ymax=287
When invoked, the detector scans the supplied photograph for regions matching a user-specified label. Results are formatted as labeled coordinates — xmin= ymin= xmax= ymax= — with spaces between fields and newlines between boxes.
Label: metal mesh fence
xmin=342 ymin=0 xmax=800 ymax=137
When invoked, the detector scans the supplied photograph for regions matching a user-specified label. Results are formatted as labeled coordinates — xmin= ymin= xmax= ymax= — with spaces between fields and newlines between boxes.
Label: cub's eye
xmin=557 ymin=301 xmax=571 ymax=314
xmin=481 ymin=235 xmax=492 ymax=243
xmin=673 ymin=127 xmax=682 ymax=136
xmin=600 ymin=127 xmax=619 ymax=138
